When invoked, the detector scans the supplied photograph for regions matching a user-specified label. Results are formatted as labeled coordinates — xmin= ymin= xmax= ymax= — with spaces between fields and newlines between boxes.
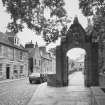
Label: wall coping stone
xmin=99 ymin=73 xmax=105 ymax=77
xmin=94 ymin=96 xmax=105 ymax=105
xmin=91 ymin=86 xmax=105 ymax=105
xmin=91 ymin=87 xmax=105 ymax=96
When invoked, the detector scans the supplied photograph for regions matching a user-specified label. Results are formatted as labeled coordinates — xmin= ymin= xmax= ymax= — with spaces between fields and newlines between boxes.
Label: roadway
xmin=0 ymin=78 xmax=39 ymax=105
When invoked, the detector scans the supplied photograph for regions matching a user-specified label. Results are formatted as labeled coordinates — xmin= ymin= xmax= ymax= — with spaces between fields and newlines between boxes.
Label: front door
xmin=6 ymin=67 xmax=10 ymax=79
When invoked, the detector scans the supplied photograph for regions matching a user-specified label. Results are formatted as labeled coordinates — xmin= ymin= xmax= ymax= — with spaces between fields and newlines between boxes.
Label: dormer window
xmin=6 ymin=32 xmax=20 ymax=46
xmin=20 ymin=51 xmax=23 ymax=60
xmin=14 ymin=37 xmax=20 ymax=46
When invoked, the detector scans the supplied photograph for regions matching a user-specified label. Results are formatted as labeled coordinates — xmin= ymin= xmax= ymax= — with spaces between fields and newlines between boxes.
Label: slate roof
xmin=28 ymin=48 xmax=36 ymax=58
xmin=0 ymin=32 xmax=27 ymax=52
xmin=39 ymin=47 xmax=51 ymax=60
xmin=5 ymin=32 xmax=16 ymax=36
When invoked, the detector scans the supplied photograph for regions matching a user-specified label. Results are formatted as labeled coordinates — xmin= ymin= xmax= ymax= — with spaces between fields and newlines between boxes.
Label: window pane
xmin=13 ymin=65 xmax=17 ymax=73
xmin=9 ymin=47 xmax=14 ymax=60
xmin=0 ymin=64 xmax=2 ymax=76
xmin=20 ymin=66 xmax=23 ymax=73
xmin=15 ymin=49 xmax=19 ymax=60
xmin=0 ymin=64 xmax=2 ymax=71
xmin=0 ymin=45 xmax=2 ymax=56
xmin=20 ymin=51 xmax=23 ymax=60
xmin=3 ymin=46 xmax=8 ymax=57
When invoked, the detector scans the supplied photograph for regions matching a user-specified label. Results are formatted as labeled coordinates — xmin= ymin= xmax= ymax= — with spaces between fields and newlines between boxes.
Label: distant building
xmin=74 ymin=61 xmax=84 ymax=71
xmin=50 ymin=54 xmax=56 ymax=74
xmin=40 ymin=47 xmax=52 ymax=74
xmin=25 ymin=42 xmax=41 ymax=74
xmin=25 ymin=42 xmax=56 ymax=75
xmin=0 ymin=32 xmax=28 ymax=80
xmin=68 ymin=58 xmax=84 ymax=72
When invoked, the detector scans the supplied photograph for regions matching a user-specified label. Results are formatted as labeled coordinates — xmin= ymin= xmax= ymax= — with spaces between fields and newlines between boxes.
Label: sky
xmin=67 ymin=48 xmax=86 ymax=61
xmin=0 ymin=0 xmax=87 ymax=61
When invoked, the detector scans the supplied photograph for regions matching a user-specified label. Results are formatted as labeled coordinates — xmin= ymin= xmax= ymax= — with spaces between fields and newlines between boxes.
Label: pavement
xmin=0 ymin=77 xmax=27 ymax=84
xmin=28 ymin=71 xmax=92 ymax=105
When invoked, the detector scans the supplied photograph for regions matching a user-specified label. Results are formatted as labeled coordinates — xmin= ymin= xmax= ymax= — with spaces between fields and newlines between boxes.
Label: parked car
xmin=29 ymin=72 xmax=41 ymax=84
xmin=29 ymin=72 xmax=47 ymax=84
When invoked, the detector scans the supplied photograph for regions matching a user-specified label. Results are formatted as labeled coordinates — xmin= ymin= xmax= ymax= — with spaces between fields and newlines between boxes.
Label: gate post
xmin=91 ymin=43 xmax=99 ymax=86
xmin=62 ymin=56 xmax=69 ymax=86
xmin=47 ymin=46 xmax=63 ymax=87
xmin=55 ymin=46 xmax=63 ymax=86
xmin=84 ymin=43 xmax=99 ymax=87
xmin=84 ymin=43 xmax=92 ymax=87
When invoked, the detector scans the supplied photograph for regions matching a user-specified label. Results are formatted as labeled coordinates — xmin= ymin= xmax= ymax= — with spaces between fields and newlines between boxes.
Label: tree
xmin=2 ymin=0 xmax=71 ymax=44
xmin=79 ymin=0 xmax=105 ymax=42
xmin=79 ymin=0 xmax=105 ymax=73
xmin=79 ymin=0 xmax=105 ymax=16
xmin=48 ymin=47 xmax=56 ymax=56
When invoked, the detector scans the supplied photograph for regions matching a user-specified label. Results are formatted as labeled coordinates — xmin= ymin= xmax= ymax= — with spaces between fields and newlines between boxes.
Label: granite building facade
xmin=0 ymin=32 xmax=28 ymax=80
xmin=25 ymin=42 xmax=56 ymax=75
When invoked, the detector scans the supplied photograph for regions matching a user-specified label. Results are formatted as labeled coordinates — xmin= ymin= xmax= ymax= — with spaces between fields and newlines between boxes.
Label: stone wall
xmin=99 ymin=73 xmax=105 ymax=87
xmin=98 ymin=42 xmax=105 ymax=87
xmin=47 ymin=74 xmax=57 ymax=87
xmin=91 ymin=87 xmax=105 ymax=105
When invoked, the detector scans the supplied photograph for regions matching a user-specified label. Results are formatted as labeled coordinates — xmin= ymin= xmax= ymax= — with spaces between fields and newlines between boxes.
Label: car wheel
xmin=29 ymin=80 xmax=32 ymax=84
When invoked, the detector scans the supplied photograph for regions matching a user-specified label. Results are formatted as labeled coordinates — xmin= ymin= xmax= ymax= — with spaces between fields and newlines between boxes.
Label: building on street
xmin=40 ymin=47 xmax=52 ymax=74
xmin=25 ymin=42 xmax=41 ymax=74
xmin=25 ymin=41 xmax=56 ymax=75
xmin=0 ymin=32 xmax=28 ymax=80
xmin=50 ymin=54 xmax=56 ymax=74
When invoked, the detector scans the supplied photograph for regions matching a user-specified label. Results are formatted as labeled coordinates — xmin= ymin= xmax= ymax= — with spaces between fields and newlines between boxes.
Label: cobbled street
xmin=0 ymin=78 xmax=39 ymax=105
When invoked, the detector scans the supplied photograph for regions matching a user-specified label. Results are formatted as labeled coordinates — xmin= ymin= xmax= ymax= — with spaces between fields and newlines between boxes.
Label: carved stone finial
xmin=73 ymin=16 xmax=79 ymax=24
xmin=35 ymin=41 xmax=38 ymax=47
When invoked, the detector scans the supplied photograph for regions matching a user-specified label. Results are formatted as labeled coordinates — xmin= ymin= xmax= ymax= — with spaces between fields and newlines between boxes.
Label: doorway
xmin=6 ymin=66 xmax=10 ymax=79
xmin=67 ymin=48 xmax=86 ymax=86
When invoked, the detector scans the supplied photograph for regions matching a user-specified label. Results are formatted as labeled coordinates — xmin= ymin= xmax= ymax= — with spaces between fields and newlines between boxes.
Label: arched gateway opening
xmin=47 ymin=17 xmax=99 ymax=87
xmin=67 ymin=48 xmax=86 ymax=86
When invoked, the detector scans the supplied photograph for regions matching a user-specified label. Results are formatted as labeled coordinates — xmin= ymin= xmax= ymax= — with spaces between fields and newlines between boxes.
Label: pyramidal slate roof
xmin=27 ymin=42 xmax=40 ymax=58
xmin=73 ymin=16 xmax=79 ymax=24
xmin=67 ymin=16 xmax=86 ymax=34
xmin=0 ymin=32 xmax=27 ymax=52
xmin=28 ymin=48 xmax=36 ymax=58
xmin=0 ymin=32 xmax=13 ymax=45
xmin=39 ymin=47 xmax=51 ymax=60
xmin=5 ymin=32 xmax=16 ymax=36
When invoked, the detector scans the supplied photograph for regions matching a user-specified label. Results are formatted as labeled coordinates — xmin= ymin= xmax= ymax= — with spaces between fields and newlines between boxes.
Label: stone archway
xmin=47 ymin=17 xmax=99 ymax=87
xmin=66 ymin=48 xmax=86 ymax=86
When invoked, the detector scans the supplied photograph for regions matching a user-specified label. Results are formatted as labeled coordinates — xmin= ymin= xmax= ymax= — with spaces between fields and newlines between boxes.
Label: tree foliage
xmin=79 ymin=0 xmax=105 ymax=16
xmin=48 ymin=47 xmax=56 ymax=56
xmin=2 ymin=0 xmax=70 ymax=44
xmin=79 ymin=0 xmax=105 ymax=42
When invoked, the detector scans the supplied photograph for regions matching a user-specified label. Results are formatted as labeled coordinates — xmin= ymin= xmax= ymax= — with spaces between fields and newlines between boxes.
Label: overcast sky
xmin=67 ymin=48 xmax=86 ymax=61
xmin=0 ymin=0 xmax=87 ymax=60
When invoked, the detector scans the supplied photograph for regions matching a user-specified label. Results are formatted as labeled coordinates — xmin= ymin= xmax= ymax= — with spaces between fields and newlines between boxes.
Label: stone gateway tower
xmin=47 ymin=17 xmax=99 ymax=87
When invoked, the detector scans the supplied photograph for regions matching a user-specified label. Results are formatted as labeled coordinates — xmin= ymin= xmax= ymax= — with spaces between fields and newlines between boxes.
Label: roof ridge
xmin=0 ymin=32 xmax=27 ymax=52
